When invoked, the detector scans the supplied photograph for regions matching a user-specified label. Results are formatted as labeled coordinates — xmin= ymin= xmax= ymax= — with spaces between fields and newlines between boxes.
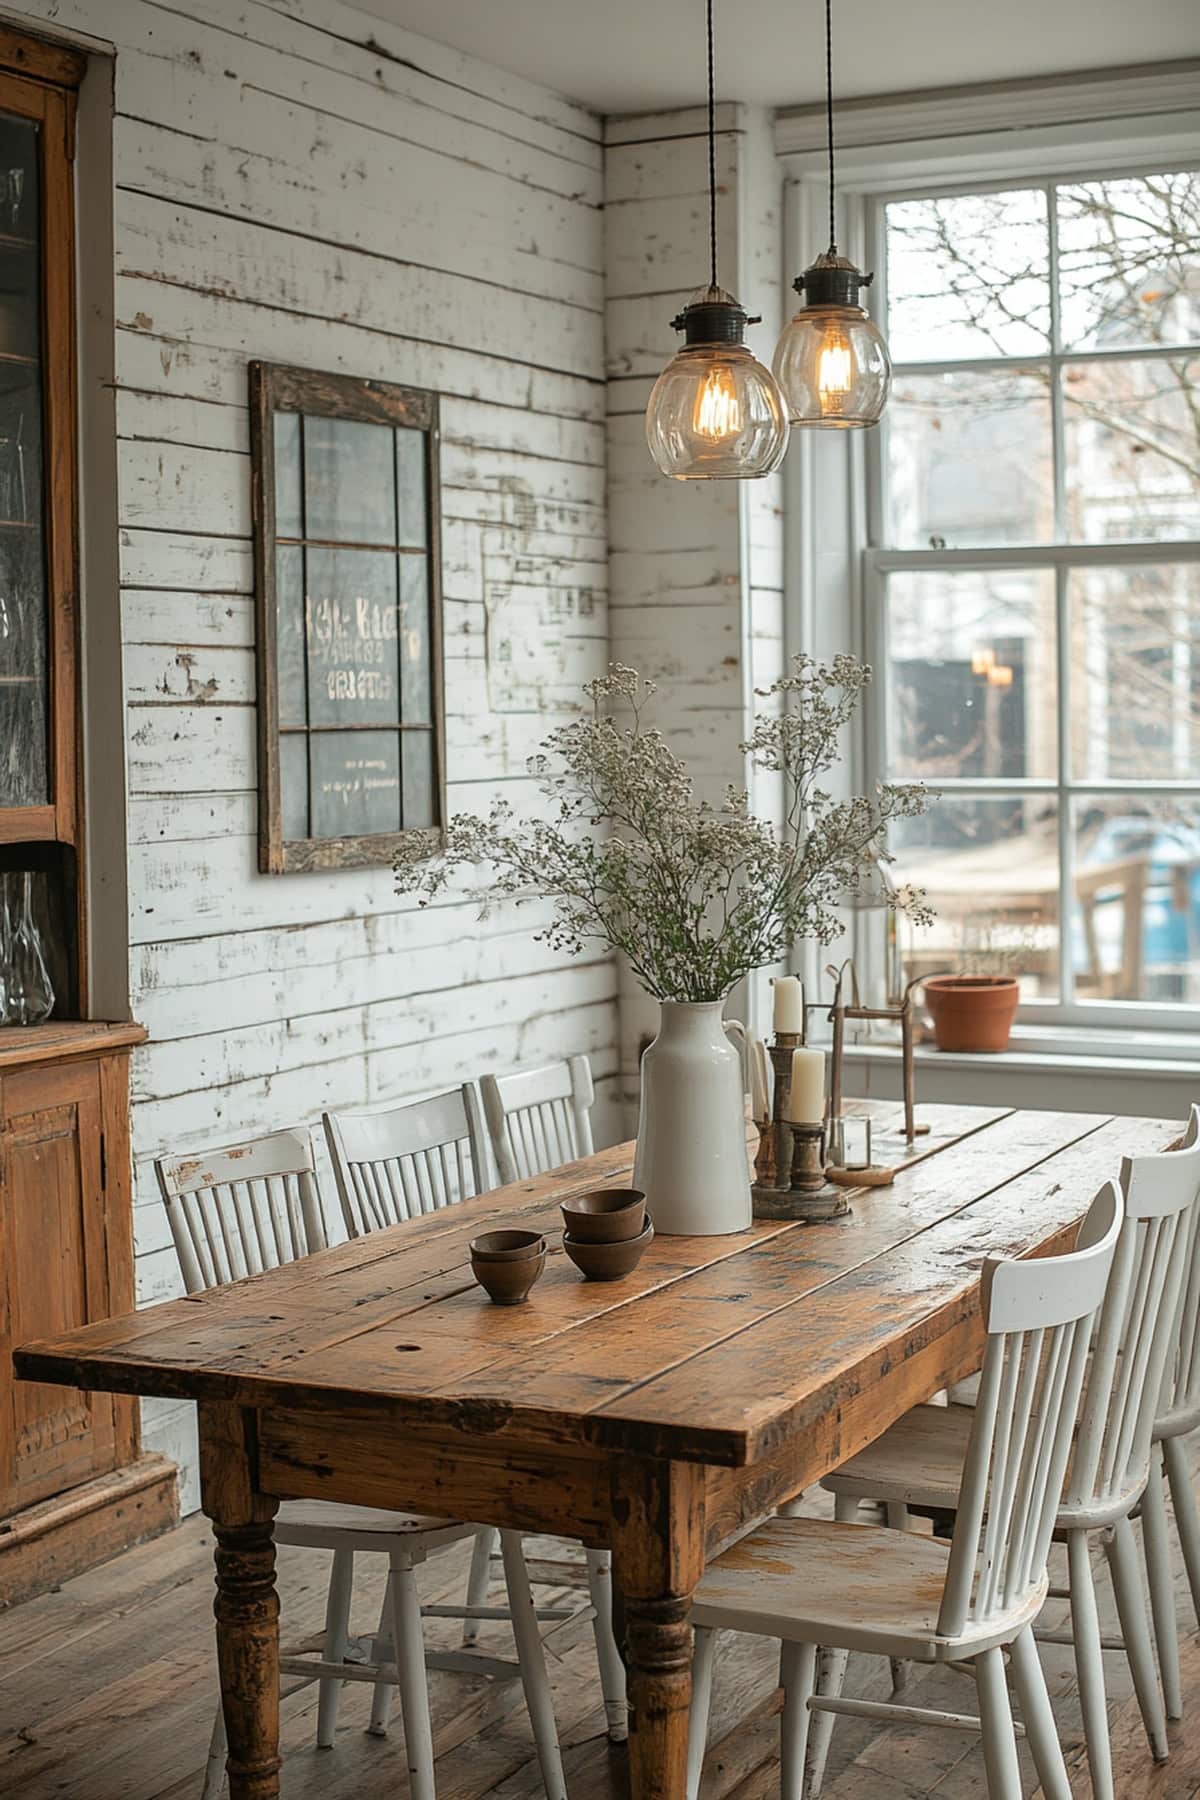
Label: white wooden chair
xmin=159 ymin=1124 xmax=330 ymax=1289
xmin=324 ymin=1084 xmax=628 ymax=1742
xmin=685 ymin=1181 xmax=1125 ymax=1800
xmin=324 ymin=1082 xmax=489 ymax=1233
xmin=480 ymin=1054 xmax=595 ymax=1186
xmin=157 ymin=1127 xmax=567 ymax=1800
xmin=1142 ymin=1106 xmax=1200 ymax=1722
xmin=811 ymin=1116 xmax=1200 ymax=1800
xmin=327 ymin=1084 xmax=496 ymax=1662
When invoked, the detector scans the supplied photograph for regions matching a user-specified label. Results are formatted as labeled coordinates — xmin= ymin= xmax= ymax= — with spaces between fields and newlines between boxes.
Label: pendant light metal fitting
xmin=794 ymin=249 xmax=874 ymax=312
xmin=671 ymin=285 xmax=761 ymax=346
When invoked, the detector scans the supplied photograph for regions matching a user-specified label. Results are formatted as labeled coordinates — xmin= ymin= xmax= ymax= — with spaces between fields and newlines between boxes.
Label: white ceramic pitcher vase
xmin=632 ymin=998 xmax=752 ymax=1236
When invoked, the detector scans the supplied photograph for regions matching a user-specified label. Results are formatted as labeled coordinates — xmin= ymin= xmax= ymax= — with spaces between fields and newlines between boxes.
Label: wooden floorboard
xmin=2 ymin=1440 xmax=1200 ymax=1800
xmin=1035 ymin=1633 xmax=1200 ymax=1799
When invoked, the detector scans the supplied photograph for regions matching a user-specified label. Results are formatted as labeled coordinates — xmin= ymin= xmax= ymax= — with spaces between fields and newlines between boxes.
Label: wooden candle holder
xmin=751 ymin=1031 xmax=848 ymax=1223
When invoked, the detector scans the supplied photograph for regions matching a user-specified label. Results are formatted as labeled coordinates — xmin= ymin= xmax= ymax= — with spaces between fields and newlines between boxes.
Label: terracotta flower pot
xmin=923 ymin=975 xmax=1020 ymax=1053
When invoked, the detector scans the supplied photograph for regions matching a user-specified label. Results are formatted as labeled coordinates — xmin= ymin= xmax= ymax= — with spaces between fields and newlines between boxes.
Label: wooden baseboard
xmin=0 ymin=1454 xmax=179 ymax=1607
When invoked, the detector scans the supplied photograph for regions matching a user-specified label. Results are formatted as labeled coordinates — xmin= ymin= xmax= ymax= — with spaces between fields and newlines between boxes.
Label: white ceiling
xmin=362 ymin=0 xmax=1200 ymax=115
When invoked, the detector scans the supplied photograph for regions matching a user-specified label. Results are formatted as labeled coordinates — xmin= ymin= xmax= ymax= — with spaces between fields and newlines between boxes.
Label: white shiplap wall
xmin=14 ymin=0 xmax=616 ymax=1513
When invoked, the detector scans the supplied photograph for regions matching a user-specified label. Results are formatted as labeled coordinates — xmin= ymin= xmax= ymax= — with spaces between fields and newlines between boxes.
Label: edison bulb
xmin=816 ymin=329 xmax=853 ymax=409
xmin=694 ymin=363 xmax=743 ymax=441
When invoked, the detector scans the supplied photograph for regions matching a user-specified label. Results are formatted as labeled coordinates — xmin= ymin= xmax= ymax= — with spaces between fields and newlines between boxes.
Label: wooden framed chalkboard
xmin=249 ymin=362 xmax=445 ymax=874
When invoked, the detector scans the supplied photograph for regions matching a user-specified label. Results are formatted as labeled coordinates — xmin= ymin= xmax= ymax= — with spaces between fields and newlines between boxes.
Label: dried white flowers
xmin=395 ymin=657 xmax=934 ymax=1002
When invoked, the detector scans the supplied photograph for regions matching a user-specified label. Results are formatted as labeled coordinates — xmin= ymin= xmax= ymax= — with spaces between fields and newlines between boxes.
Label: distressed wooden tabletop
xmin=15 ymin=1102 xmax=1181 ymax=1475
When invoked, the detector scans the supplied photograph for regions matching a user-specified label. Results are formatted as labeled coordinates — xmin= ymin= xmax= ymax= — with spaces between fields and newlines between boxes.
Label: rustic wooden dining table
xmin=14 ymin=1100 xmax=1182 ymax=1800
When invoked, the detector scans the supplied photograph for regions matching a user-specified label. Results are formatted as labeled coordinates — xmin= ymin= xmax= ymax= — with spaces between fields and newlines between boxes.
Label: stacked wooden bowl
xmin=560 ymin=1188 xmax=653 ymax=1281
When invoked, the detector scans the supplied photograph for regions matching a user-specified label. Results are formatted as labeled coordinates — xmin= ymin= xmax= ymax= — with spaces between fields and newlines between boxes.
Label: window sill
xmin=842 ymin=1034 xmax=1200 ymax=1080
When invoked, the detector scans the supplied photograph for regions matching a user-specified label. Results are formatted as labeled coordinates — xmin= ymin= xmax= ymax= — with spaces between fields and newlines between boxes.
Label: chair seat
xmin=691 ymin=1516 xmax=1045 ymax=1661
xmin=823 ymin=1403 xmax=972 ymax=1510
xmin=275 ymin=1499 xmax=476 ymax=1555
xmin=825 ymin=1399 xmax=1146 ymax=1533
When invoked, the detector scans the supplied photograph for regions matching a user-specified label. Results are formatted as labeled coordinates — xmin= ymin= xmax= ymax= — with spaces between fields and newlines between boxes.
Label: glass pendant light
xmin=644 ymin=0 xmax=789 ymax=480
xmin=773 ymin=0 xmax=891 ymax=428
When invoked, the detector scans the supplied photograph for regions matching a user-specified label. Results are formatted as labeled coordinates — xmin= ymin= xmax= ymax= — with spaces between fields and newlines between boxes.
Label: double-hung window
xmin=865 ymin=164 xmax=1200 ymax=1025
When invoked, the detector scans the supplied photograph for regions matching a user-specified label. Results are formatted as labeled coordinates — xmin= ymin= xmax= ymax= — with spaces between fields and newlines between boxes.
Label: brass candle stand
xmin=751 ymin=1018 xmax=848 ymax=1223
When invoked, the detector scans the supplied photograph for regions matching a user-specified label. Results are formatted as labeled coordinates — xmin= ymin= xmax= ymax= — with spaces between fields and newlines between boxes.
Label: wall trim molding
xmin=605 ymin=100 xmax=741 ymax=148
xmin=774 ymin=59 xmax=1200 ymax=157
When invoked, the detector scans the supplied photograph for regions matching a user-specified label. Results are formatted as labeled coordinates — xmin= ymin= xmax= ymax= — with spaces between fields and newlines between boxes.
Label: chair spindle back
xmin=1065 ymin=1120 xmax=1200 ymax=1515
xmin=156 ymin=1127 xmax=327 ymax=1295
xmin=323 ymin=1086 xmax=488 ymax=1238
xmin=1157 ymin=1105 xmax=1200 ymax=1436
xmin=937 ymin=1180 xmax=1123 ymax=1641
xmin=481 ymin=1055 xmax=595 ymax=1185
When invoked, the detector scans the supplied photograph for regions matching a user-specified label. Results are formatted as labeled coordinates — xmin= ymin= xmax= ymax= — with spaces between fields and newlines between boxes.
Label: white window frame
xmin=779 ymin=85 xmax=1200 ymax=1041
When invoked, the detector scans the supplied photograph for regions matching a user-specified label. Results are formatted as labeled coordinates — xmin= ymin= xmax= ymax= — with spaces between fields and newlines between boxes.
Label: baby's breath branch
xmin=395 ymin=657 xmax=935 ymax=1003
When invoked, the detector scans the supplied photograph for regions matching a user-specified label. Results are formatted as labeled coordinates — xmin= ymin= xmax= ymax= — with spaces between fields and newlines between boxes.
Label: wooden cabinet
xmin=0 ymin=1026 xmax=176 ymax=1603
xmin=0 ymin=31 xmax=176 ymax=1605
xmin=2 ymin=1042 xmax=122 ymax=1515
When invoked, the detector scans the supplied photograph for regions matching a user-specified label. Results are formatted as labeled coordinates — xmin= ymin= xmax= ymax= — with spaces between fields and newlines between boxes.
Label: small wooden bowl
xmin=559 ymin=1188 xmax=646 ymax=1244
xmin=469 ymin=1229 xmax=546 ymax=1262
xmin=563 ymin=1216 xmax=654 ymax=1281
xmin=470 ymin=1247 xmax=546 ymax=1306
xmin=469 ymin=1229 xmax=546 ymax=1305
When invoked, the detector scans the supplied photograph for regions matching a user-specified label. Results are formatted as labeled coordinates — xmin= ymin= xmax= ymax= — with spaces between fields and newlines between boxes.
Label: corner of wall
xmin=604 ymin=102 xmax=792 ymax=1096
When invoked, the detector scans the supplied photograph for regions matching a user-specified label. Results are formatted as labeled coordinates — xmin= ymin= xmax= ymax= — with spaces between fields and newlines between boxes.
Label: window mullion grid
xmin=1047 ymin=181 xmax=1067 ymax=544
xmin=865 ymin=194 xmax=888 ymax=550
xmin=1047 ymin=180 xmax=1075 ymax=1011
xmin=861 ymin=553 xmax=890 ymax=1007
xmin=864 ymin=194 xmax=893 ymax=1008
xmin=1055 ymin=561 xmax=1075 ymax=1010
xmin=889 ymin=339 xmax=1200 ymax=380
xmin=873 ymin=541 xmax=1200 ymax=573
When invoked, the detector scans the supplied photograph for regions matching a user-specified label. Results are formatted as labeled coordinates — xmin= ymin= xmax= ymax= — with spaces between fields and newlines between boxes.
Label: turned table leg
xmin=611 ymin=1457 xmax=706 ymax=1800
xmin=199 ymin=1402 xmax=281 ymax=1800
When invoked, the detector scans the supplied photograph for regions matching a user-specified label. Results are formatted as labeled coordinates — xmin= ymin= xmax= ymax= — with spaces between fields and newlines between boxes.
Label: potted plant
xmin=396 ymin=658 xmax=931 ymax=1235
xmin=922 ymin=925 xmax=1027 ymax=1053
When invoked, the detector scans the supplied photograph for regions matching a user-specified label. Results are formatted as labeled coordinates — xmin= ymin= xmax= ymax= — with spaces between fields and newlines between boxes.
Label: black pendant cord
xmin=670 ymin=0 xmax=758 ymax=342
xmin=825 ymin=0 xmax=837 ymax=253
xmin=707 ymin=0 xmax=718 ymax=291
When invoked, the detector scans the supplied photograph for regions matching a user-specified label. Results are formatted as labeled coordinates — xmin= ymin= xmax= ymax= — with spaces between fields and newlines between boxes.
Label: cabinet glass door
xmin=0 ymin=107 xmax=44 ymax=809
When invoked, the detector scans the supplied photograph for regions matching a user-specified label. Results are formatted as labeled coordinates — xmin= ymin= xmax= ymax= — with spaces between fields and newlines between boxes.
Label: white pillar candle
xmin=786 ymin=1047 xmax=826 ymax=1124
xmin=772 ymin=975 xmax=805 ymax=1034
xmin=749 ymin=1040 xmax=770 ymax=1120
